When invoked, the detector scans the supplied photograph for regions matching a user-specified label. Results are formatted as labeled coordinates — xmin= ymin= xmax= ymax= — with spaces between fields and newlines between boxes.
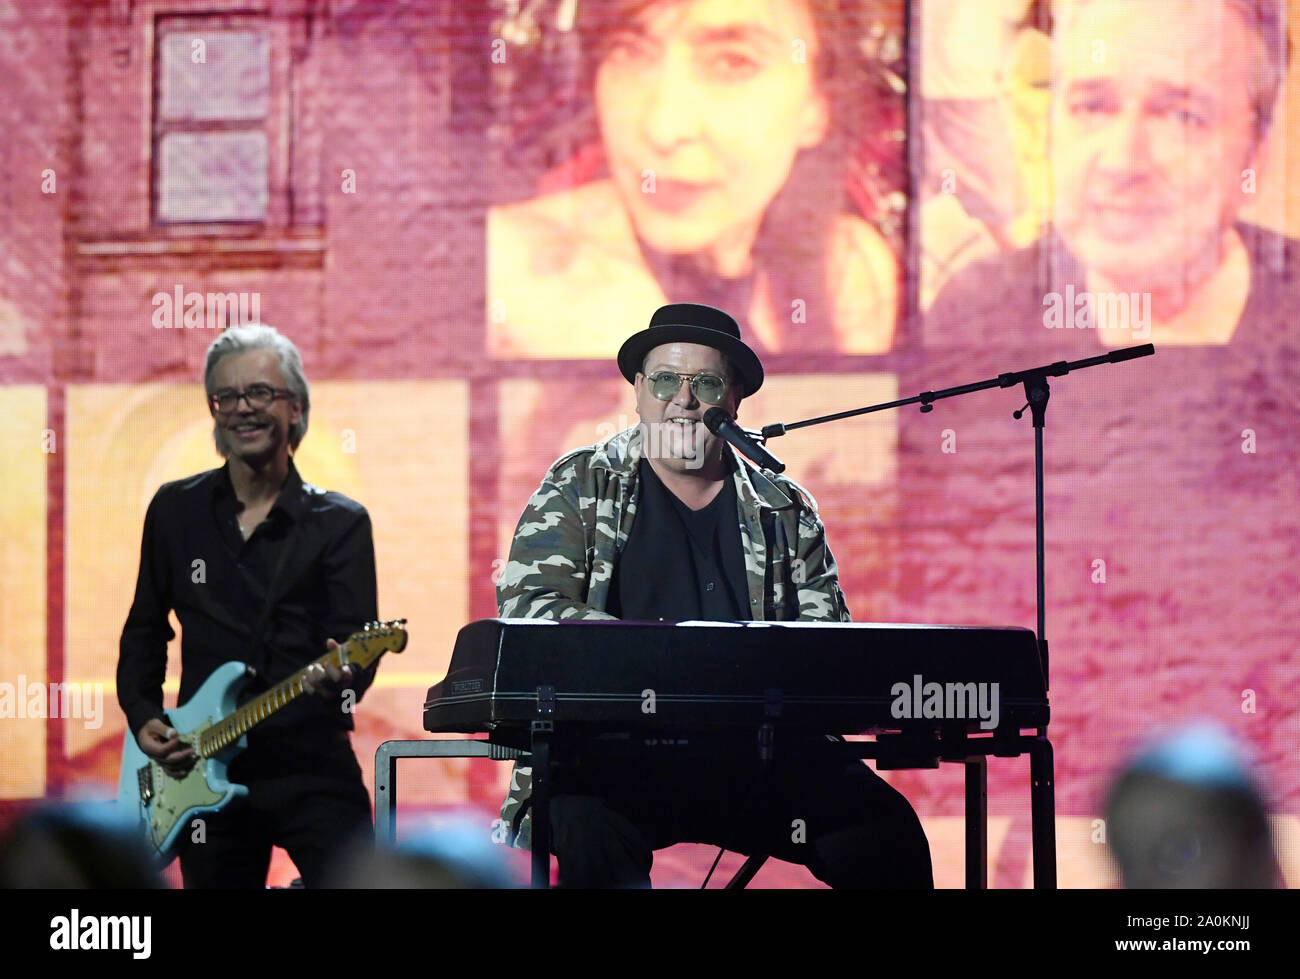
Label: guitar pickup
xmin=137 ymin=764 xmax=153 ymax=804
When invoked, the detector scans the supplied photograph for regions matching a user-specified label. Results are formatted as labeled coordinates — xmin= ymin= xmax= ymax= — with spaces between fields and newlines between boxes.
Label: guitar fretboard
xmin=197 ymin=645 xmax=348 ymax=756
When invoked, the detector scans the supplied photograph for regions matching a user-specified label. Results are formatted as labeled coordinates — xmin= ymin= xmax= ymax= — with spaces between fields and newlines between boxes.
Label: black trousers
xmin=177 ymin=728 xmax=372 ymax=888
xmin=548 ymin=735 xmax=933 ymax=888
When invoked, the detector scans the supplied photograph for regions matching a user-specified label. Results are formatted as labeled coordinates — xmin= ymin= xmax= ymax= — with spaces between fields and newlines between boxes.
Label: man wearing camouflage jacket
xmin=495 ymin=303 xmax=933 ymax=888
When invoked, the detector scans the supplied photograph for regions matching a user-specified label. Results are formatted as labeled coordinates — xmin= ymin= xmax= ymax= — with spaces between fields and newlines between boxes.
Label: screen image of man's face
xmin=594 ymin=0 xmax=829 ymax=268
xmin=1050 ymin=0 xmax=1262 ymax=292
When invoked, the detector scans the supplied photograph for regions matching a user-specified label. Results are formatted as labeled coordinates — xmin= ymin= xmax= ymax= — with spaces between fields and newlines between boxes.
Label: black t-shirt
xmin=608 ymin=458 xmax=750 ymax=622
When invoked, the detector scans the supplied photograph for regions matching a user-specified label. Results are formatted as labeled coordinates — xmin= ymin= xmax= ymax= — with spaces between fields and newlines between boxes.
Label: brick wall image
xmin=1 ymin=0 xmax=1296 ymax=889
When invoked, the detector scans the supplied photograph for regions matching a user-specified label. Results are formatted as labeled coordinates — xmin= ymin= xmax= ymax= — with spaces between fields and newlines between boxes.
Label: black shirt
xmin=116 ymin=461 xmax=379 ymax=751
xmin=608 ymin=458 xmax=749 ymax=622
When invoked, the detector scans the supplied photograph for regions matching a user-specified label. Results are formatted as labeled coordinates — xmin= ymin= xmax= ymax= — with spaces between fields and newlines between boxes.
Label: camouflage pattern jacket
xmin=494 ymin=425 xmax=851 ymax=850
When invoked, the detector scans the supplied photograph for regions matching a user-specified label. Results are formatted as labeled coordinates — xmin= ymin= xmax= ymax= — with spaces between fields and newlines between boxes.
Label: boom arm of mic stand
xmin=749 ymin=343 xmax=1156 ymax=696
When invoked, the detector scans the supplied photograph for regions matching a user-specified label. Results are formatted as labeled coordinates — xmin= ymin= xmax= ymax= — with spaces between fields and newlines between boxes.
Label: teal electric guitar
xmin=117 ymin=619 xmax=408 ymax=862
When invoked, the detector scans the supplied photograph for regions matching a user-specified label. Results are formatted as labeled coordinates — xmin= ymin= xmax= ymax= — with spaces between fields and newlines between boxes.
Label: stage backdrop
xmin=0 ymin=0 xmax=1296 ymax=888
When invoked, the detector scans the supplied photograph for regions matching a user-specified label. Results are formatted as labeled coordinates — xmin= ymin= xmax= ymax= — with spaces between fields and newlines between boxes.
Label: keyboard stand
xmin=722 ymin=729 xmax=1055 ymax=889
xmin=866 ymin=728 xmax=1056 ymax=888
xmin=373 ymin=738 xmax=529 ymax=848
xmin=375 ymin=727 xmax=1056 ymax=889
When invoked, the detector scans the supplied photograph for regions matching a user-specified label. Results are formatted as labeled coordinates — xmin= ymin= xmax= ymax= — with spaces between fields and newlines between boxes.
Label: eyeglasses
xmin=208 ymin=384 xmax=295 ymax=413
xmin=646 ymin=370 xmax=729 ymax=405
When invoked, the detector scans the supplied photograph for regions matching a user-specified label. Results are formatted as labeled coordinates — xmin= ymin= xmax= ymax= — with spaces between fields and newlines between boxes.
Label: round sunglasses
xmin=645 ymin=370 xmax=728 ymax=405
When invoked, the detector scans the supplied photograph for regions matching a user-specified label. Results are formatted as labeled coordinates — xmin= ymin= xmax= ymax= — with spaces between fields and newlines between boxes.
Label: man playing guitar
xmin=117 ymin=324 xmax=379 ymax=887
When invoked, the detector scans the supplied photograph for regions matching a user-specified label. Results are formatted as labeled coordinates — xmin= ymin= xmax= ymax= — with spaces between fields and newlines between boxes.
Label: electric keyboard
xmin=423 ymin=618 xmax=1049 ymax=738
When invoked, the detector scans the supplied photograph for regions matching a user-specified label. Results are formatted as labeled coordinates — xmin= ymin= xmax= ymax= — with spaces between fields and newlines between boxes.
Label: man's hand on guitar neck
xmin=302 ymin=638 xmax=356 ymax=700
xmin=137 ymin=718 xmax=197 ymax=778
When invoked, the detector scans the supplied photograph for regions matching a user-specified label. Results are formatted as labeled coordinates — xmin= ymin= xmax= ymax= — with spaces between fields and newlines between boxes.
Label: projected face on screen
xmin=1050 ymin=0 xmax=1264 ymax=293
xmin=594 ymin=0 xmax=828 ymax=268
xmin=922 ymin=0 xmax=1289 ymax=347
xmin=486 ymin=0 xmax=904 ymax=360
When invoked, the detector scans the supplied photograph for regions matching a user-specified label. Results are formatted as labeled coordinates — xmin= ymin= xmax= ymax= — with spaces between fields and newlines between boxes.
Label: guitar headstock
xmin=343 ymin=619 xmax=409 ymax=668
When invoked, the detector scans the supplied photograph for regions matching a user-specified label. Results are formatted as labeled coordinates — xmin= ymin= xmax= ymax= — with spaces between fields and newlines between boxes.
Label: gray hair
xmin=1054 ymin=0 xmax=1287 ymax=141
xmin=203 ymin=323 xmax=310 ymax=453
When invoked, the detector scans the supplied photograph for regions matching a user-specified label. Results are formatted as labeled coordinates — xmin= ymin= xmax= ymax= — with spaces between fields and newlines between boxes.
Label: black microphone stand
xmin=755 ymin=342 xmax=1155 ymax=888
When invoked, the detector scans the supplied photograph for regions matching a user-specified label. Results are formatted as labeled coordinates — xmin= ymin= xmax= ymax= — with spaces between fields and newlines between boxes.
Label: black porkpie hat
xmin=616 ymin=303 xmax=764 ymax=395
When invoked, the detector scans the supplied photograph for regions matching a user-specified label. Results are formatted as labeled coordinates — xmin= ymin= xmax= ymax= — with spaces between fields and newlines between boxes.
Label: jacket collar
xmin=591 ymin=425 xmax=795 ymax=510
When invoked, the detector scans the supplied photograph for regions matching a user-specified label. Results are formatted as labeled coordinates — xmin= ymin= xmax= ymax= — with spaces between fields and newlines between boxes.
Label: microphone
xmin=703 ymin=407 xmax=786 ymax=474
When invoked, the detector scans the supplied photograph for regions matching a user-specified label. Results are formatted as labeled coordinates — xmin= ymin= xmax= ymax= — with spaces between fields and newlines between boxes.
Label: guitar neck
xmin=197 ymin=645 xmax=353 ymax=757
